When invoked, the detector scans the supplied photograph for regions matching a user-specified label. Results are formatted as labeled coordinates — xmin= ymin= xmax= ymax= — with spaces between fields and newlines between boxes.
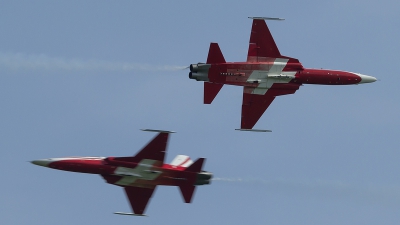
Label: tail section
xmin=206 ymin=43 xmax=225 ymax=64
xmin=193 ymin=43 xmax=225 ymax=104
xmin=178 ymin=158 xmax=206 ymax=203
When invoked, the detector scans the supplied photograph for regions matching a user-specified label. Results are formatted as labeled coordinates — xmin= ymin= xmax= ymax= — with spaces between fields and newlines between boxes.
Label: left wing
xmin=133 ymin=133 xmax=168 ymax=163
xmin=246 ymin=18 xmax=302 ymax=66
xmin=124 ymin=186 xmax=156 ymax=215
xmin=112 ymin=132 xmax=169 ymax=167
xmin=241 ymin=83 xmax=300 ymax=129
xmin=247 ymin=18 xmax=281 ymax=62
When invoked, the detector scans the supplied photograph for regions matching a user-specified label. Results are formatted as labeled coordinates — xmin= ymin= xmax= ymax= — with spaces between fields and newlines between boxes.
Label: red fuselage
xmin=202 ymin=61 xmax=370 ymax=87
xmin=32 ymin=157 xmax=211 ymax=188
xmin=31 ymin=132 xmax=210 ymax=215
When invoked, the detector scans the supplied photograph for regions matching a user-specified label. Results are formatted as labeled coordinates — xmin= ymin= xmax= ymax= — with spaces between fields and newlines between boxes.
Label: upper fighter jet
xmin=31 ymin=129 xmax=212 ymax=216
xmin=189 ymin=17 xmax=377 ymax=130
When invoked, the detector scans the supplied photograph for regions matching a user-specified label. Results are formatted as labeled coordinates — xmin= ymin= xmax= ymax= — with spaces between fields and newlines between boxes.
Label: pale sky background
xmin=1 ymin=1 xmax=400 ymax=224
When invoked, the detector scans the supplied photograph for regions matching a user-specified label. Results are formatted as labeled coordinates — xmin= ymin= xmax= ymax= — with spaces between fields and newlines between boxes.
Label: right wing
xmin=241 ymin=84 xmax=300 ymax=129
xmin=206 ymin=43 xmax=225 ymax=64
xmin=124 ymin=186 xmax=156 ymax=215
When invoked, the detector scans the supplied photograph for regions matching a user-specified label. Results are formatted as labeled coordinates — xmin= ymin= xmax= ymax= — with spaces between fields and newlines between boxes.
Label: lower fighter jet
xmin=31 ymin=129 xmax=212 ymax=216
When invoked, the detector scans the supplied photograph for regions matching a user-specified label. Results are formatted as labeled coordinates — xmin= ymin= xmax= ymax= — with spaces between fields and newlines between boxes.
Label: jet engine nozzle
xmin=189 ymin=72 xmax=209 ymax=81
xmin=188 ymin=63 xmax=211 ymax=81
xmin=190 ymin=64 xmax=198 ymax=73
xmin=195 ymin=171 xmax=213 ymax=185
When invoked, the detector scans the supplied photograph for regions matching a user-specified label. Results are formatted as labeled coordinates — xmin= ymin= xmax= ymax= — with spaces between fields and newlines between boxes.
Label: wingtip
xmin=114 ymin=212 xmax=147 ymax=216
xmin=248 ymin=17 xmax=285 ymax=21
xmin=141 ymin=129 xmax=176 ymax=133
xmin=235 ymin=129 xmax=272 ymax=132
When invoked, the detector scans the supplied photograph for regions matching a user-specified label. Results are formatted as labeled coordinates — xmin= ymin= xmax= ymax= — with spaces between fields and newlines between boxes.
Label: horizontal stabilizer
xmin=204 ymin=82 xmax=223 ymax=104
xmin=179 ymin=185 xmax=196 ymax=203
xmin=178 ymin=158 xmax=206 ymax=203
xmin=185 ymin=158 xmax=205 ymax=173
xmin=207 ymin=43 xmax=225 ymax=64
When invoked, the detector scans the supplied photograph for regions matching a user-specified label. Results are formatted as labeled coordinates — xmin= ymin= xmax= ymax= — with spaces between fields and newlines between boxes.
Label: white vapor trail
xmin=0 ymin=52 xmax=187 ymax=72
xmin=212 ymin=177 xmax=400 ymax=205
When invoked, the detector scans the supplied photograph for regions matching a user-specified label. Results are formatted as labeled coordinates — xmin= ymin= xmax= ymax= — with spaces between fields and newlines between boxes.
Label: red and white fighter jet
xmin=189 ymin=17 xmax=377 ymax=130
xmin=31 ymin=129 xmax=212 ymax=216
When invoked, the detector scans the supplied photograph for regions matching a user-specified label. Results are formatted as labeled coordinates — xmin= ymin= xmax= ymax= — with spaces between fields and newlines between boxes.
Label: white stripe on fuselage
xmin=246 ymin=58 xmax=295 ymax=95
xmin=43 ymin=157 xmax=106 ymax=162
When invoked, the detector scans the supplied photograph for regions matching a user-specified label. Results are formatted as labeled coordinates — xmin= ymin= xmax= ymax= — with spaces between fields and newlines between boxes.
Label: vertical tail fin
xmin=178 ymin=158 xmax=205 ymax=203
xmin=206 ymin=43 xmax=225 ymax=64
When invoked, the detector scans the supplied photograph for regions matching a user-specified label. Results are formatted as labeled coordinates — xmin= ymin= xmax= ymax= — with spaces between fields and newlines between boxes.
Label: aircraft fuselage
xmin=32 ymin=157 xmax=212 ymax=188
xmin=191 ymin=61 xmax=376 ymax=87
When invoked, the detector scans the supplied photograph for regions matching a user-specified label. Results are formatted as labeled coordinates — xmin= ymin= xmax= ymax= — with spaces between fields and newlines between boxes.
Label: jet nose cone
xmin=31 ymin=159 xmax=52 ymax=167
xmin=358 ymin=74 xmax=377 ymax=84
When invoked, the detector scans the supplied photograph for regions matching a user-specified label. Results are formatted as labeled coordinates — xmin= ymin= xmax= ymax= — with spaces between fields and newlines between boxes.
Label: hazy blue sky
xmin=1 ymin=1 xmax=399 ymax=224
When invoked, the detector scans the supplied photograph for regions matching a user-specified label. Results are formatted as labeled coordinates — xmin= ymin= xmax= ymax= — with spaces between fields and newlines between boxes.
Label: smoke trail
xmin=0 ymin=52 xmax=187 ymax=72
xmin=212 ymin=177 xmax=359 ymax=191
xmin=213 ymin=177 xmax=400 ymax=205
